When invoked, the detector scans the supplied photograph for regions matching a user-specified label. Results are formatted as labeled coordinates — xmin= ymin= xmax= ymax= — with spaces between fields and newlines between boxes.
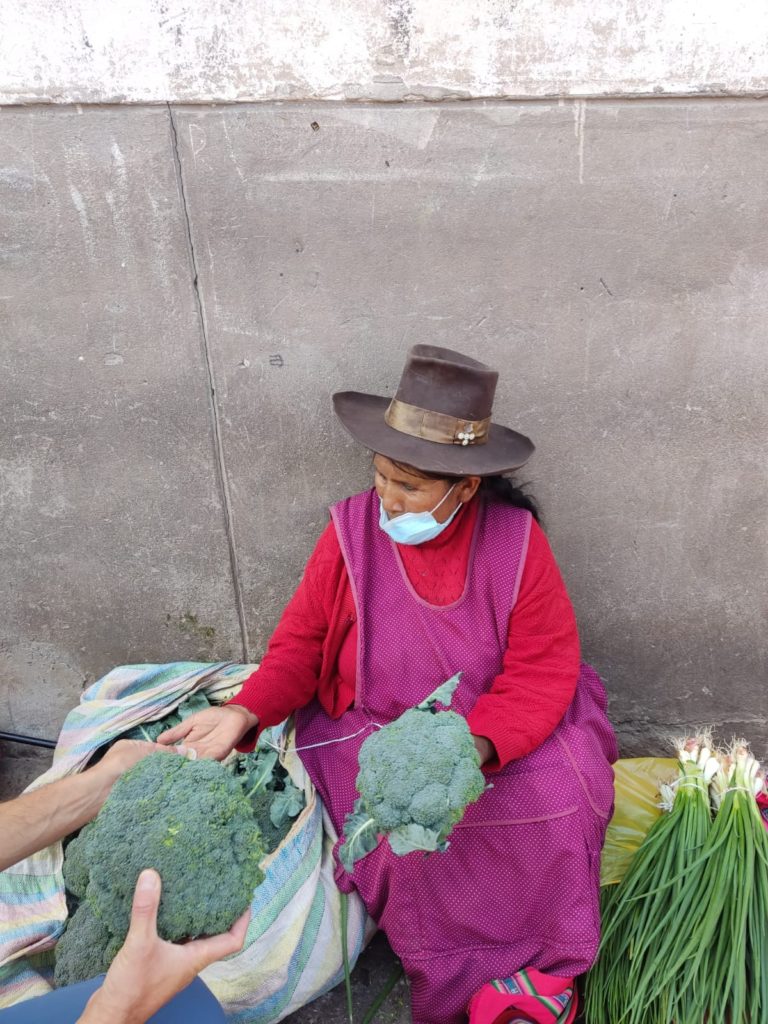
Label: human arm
xmin=159 ymin=523 xmax=338 ymax=759
xmin=0 ymin=741 xmax=171 ymax=871
xmin=77 ymin=869 xmax=248 ymax=1024
xmin=467 ymin=519 xmax=581 ymax=771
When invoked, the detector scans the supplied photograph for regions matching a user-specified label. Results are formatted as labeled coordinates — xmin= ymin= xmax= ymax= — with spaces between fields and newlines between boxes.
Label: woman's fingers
xmin=160 ymin=726 xmax=227 ymax=760
xmin=158 ymin=707 xmax=253 ymax=760
xmin=157 ymin=720 xmax=193 ymax=744
xmin=186 ymin=735 xmax=230 ymax=761
xmin=158 ymin=709 xmax=218 ymax=745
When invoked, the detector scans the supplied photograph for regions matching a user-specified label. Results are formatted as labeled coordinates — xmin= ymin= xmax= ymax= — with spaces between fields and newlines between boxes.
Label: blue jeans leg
xmin=0 ymin=975 xmax=226 ymax=1023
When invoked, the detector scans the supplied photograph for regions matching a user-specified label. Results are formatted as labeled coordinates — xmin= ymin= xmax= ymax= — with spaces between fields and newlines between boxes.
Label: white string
xmin=722 ymin=785 xmax=757 ymax=795
xmin=261 ymin=721 xmax=384 ymax=754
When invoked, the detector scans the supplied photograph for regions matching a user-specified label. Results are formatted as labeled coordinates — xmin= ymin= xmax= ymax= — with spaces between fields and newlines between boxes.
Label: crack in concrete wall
xmin=167 ymin=102 xmax=250 ymax=663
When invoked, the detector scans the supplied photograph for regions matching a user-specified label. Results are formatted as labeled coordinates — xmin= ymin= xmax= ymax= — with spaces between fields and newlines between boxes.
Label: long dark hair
xmin=479 ymin=475 xmax=540 ymax=523
xmin=384 ymin=457 xmax=541 ymax=524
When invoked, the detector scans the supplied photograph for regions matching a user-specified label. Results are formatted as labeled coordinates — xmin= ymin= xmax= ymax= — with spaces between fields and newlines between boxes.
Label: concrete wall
xmin=2 ymin=99 xmax=766 ymax=789
xmin=3 ymin=0 xmax=768 ymax=104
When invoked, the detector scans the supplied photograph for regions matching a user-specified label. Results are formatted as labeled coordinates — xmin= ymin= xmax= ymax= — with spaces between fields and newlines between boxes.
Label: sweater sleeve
xmin=466 ymin=518 xmax=581 ymax=771
xmin=226 ymin=522 xmax=337 ymax=745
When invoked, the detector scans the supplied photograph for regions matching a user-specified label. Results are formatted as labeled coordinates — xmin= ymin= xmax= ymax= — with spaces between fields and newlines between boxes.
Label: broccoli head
xmin=83 ymin=753 xmax=265 ymax=942
xmin=54 ymin=900 xmax=121 ymax=987
xmin=340 ymin=675 xmax=486 ymax=870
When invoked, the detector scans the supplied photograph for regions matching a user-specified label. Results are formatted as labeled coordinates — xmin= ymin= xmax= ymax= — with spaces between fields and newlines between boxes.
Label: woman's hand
xmin=157 ymin=705 xmax=258 ymax=761
xmin=78 ymin=869 xmax=248 ymax=1024
xmin=473 ymin=734 xmax=496 ymax=768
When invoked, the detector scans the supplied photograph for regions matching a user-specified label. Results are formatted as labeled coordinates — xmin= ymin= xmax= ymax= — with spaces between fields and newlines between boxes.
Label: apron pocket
xmin=461 ymin=764 xmax=583 ymax=825
xmin=401 ymin=807 xmax=601 ymax=962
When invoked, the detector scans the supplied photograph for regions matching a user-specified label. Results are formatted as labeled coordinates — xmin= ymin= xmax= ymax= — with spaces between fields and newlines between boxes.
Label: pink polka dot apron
xmin=295 ymin=489 xmax=618 ymax=1024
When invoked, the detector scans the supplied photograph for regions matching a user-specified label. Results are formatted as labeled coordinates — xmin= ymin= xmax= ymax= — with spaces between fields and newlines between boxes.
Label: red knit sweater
xmin=228 ymin=496 xmax=580 ymax=771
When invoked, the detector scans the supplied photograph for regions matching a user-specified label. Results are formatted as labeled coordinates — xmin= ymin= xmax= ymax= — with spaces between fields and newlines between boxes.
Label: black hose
xmin=0 ymin=731 xmax=56 ymax=750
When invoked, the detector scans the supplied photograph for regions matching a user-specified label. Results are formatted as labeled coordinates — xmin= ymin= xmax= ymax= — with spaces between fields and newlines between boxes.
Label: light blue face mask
xmin=378 ymin=484 xmax=461 ymax=546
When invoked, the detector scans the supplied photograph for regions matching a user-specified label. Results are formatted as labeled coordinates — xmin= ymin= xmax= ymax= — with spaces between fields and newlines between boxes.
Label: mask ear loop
xmin=429 ymin=482 xmax=457 ymax=516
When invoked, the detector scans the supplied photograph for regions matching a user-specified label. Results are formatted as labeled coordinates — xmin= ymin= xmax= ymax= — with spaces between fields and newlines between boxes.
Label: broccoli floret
xmin=54 ymin=901 xmax=118 ymax=987
xmin=83 ymin=753 xmax=265 ymax=943
xmin=340 ymin=676 xmax=487 ymax=869
xmin=408 ymin=782 xmax=450 ymax=831
xmin=62 ymin=823 xmax=93 ymax=900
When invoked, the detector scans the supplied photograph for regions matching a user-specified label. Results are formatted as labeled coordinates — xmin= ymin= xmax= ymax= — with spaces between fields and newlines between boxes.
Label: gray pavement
xmin=285 ymin=933 xmax=410 ymax=1023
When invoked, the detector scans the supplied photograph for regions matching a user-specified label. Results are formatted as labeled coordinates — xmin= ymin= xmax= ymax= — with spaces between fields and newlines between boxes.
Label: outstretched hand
xmin=93 ymin=739 xmax=178 ymax=786
xmin=78 ymin=869 xmax=249 ymax=1024
xmin=157 ymin=705 xmax=258 ymax=761
xmin=0 ymin=740 xmax=186 ymax=873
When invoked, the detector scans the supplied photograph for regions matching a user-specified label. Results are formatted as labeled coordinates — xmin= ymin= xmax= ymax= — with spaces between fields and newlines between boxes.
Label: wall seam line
xmin=4 ymin=93 xmax=768 ymax=108
xmin=166 ymin=101 xmax=251 ymax=664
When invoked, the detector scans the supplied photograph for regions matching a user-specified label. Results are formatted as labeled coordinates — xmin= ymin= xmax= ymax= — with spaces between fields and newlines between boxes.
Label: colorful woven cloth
xmin=0 ymin=662 xmax=372 ymax=1022
xmin=757 ymin=792 xmax=768 ymax=831
xmin=467 ymin=969 xmax=577 ymax=1024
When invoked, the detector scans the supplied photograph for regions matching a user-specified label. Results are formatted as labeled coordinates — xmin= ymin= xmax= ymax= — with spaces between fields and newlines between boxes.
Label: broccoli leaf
xmin=339 ymin=799 xmax=379 ymax=871
xmin=417 ymin=672 xmax=462 ymax=711
xmin=229 ymin=748 xmax=305 ymax=852
xmin=269 ymin=785 xmax=305 ymax=829
xmin=242 ymin=749 xmax=279 ymax=800
xmin=127 ymin=715 xmax=180 ymax=744
xmin=177 ymin=690 xmax=213 ymax=717
xmin=387 ymin=824 xmax=446 ymax=856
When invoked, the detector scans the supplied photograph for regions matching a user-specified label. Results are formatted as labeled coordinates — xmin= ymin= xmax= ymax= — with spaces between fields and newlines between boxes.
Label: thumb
xmin=127 ymin=869 xmax=161 ymax=942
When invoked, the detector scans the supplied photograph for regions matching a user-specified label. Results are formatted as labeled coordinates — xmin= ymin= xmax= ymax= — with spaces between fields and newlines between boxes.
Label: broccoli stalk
xmin=339 ymin=674 xmax=487 ymax=870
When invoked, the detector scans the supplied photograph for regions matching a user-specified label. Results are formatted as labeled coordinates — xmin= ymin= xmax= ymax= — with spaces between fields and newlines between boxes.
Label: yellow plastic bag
xmin=600 ymin=757 xmax=678 ymax=886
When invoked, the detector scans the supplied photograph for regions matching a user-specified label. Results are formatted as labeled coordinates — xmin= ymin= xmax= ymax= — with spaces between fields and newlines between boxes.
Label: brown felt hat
xmin=333 ymin=345 xmax=534 ymax=476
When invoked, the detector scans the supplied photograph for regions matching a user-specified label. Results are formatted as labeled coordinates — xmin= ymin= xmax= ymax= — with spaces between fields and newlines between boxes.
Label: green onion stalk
xmin=584 ymin=736 xmax=717 ymax=1024
xmin=635 ymin=744 xmax=768 ymax=1024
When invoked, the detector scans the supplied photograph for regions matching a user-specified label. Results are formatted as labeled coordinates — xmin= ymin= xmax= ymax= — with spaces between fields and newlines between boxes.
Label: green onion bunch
xmin=638 ymin=744 xmax=768 ymax=1024
xmin=584 ymin=736 xmax=718 ymax=1024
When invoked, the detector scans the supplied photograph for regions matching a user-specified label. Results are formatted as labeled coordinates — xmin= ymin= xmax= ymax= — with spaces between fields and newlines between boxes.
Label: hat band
xmin=384 ymin=399 xmax=491 ymax=447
